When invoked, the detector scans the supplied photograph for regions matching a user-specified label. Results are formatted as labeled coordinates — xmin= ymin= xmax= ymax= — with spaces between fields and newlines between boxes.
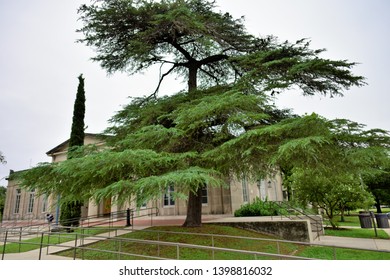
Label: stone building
xmin=2 ymin=134 xmax=285 ymax=223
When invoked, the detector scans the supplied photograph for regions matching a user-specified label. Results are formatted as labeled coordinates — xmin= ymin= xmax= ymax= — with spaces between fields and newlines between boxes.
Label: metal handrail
xmin=1 ymin=229 xmax=313 ymax=260
xmin=0 ymin=207 xmax=159 ymax=232
xmin=270 ymin=201 xmax=324 ymax=240
xmin=0 ymin=207 xmax=159 ymax=245
xmin=2 ymin=227 xmax=390 ymax=260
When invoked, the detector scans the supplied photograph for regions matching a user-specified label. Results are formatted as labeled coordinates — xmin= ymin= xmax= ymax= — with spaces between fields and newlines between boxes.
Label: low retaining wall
xmin=209 ymin=220 xmax=312 ymax=242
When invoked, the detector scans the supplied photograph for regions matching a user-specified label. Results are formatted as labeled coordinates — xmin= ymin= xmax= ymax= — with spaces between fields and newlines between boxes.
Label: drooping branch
xmin=199 ymin=67 xmax=219 ymax=84
xmin=152 ymin=63 xmax=180 ymax=97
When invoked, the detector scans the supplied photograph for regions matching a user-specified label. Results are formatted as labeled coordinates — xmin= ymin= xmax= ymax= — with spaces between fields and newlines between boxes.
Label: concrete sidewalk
xmin=313 ymin=227 xmax=390 ymax=251
xmin=1 ymin=226 xmax=148 ymax=260
xmin=1 ymin=216 xmax=390 ymax=260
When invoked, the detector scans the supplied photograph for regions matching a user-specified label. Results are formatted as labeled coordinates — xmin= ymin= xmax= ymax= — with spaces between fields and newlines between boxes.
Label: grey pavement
xmin=1 ymin=216 xmax=390 ymax=260
xmin=313 ymin=227 xmax=390 ymax=251
xmin=1 ymin=226 xmax=148 ymax=260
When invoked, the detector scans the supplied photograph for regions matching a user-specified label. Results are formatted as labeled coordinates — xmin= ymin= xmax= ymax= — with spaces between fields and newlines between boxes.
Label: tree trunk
xmin=182 ymin=65 xmax=203 ymax=227
xmin=374 ymin=196 xmax=382 ymax=213
xmin=188 ymin=66 xmax=198 ymax=94
xmin=325 ymin=207 xmax=338 ymax=229
xmin=340 ymin=208 xmax=345 ymax=222
xmin=183 ymin=188 xmax=203 ymax=227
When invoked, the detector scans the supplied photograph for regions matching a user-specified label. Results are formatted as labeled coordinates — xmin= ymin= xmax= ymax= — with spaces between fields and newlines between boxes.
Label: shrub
xmin=60 ymin=201 xmax=82 ymax=227
xmin=234 ymin=198 xmax=288 ymax=217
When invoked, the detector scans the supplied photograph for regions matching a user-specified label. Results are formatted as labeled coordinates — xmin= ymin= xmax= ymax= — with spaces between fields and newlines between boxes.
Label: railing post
xmin=109 ymin=218 xmax=111 ymax=238
xmin=46 ymin=232 xmax=51 ymax=255
xmin=81 ymin=229 xmax=85 ymax=260
xmin=316 ymin=220 xmax=321 ymax=241
xmin=38 ymin=232 xmax=44 ymax=260
xmin=176 ymin=244 xmax=180 ymax=260
xmin=2 ymin=230 xmax=8 ymax=260
xmin=118 ymin=240 xmax=122 ymax=260
xmin=370 ymin=211 xmax=378 ymax=238
xmin=212 ymin=235 xmax=215 ymax=260
xmin=157 ymin=233 xmax=160 ymax=257
xmin=73 ymin=234 xmax=78 ymax=260
xmin=18 ymin=227 xmax=22 ymax=253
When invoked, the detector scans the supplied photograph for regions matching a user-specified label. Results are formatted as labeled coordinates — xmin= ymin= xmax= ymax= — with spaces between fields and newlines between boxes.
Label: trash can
xmin=375 ymin=213 xmax=390 ymax=228
xmin=358 ymin=212 xmax=372 ymax=228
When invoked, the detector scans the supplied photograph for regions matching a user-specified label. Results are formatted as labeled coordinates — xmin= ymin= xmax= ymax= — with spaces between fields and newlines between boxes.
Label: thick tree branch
xmin=170 ymin=39 xmax=196 ymax=63
xmin=199 ymin=54 xmax=229 ymax=66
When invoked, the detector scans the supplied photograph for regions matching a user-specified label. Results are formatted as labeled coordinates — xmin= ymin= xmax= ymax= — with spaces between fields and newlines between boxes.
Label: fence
xmin=2 ymin=225 xmax=390 ymax=260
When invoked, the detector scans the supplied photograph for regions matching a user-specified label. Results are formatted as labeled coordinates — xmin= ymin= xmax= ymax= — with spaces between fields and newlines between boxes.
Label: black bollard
xmin=126 ymin=208 xmax=131 ymax=226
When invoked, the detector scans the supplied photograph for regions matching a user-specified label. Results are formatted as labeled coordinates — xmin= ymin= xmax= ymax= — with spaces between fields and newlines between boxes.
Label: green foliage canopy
xmin=78 ymin=0 xmax=364 ymax=96
xmin=19 ymin=0 xmax=371 ymax=227
xmin=20 ymin=85 xmax=289 ymax=207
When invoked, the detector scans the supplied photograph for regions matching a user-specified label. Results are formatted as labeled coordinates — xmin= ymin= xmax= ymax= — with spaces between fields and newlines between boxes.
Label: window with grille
xmin=163 ymin=185 xmax=175 ymax=206
xmin=202 ymin=185 xmax=208 ymax=205
xmin=242 ymin=177 xmax=249 ymax=203
xmin=14 ymin=189 xmax=21 ymax=214
xmin=27 ymin=190 xmax=35 ymax=213
xmin=42 ymin=194 xmax=48 ymax=213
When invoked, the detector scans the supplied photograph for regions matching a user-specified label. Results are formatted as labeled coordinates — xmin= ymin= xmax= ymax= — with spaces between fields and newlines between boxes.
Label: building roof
xmin=46 ymin=133 xmax=108 ymax=155
xmin=6 ymin=169 xmax=29 ymax=181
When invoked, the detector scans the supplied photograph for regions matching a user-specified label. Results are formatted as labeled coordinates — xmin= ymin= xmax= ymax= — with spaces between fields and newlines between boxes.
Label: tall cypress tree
xmin=60 ymin=74 xmax=86 ymax=227
xmin=69 ymin=74 xmax=86 ymax=153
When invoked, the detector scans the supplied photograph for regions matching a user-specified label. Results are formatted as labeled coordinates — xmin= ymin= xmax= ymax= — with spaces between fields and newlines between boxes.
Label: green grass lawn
xmin=351 ymin=208 xmax=390 ymax=214
xmin=57 ymin=225 xmax=298 ymax=260
xmin=298 ymin=246 xmax=390 ymax=260
xmin=0 ymin=227 xmax=111 ymax=254
xmin=54 ymin=225 xmax=390 ymax=260
xmin=325 ymin=228 xmax=389 ymax=239
xmin=324 ymin=209 xmax=390 ymax=228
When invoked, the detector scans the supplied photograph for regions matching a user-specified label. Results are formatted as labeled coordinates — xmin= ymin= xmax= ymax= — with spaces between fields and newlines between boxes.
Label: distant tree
xmin=0 ymin=151 xmax=6 ymax=164
xmin=0 ymin=186 xmax=6 ymax=221
xmin=60 ymin=74 xmax=86 ymax=228
xmin=291 ymin=167 xmax=374 ymax=228
xmin=330 ymin=119 xmax=390 ymax=214
xmin=363 ymin=166 xmax=390 ymax=213
xmin=274 ymin=116 xmax=387 ymax=228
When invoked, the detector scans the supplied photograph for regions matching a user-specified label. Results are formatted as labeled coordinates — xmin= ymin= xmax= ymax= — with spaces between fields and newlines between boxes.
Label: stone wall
xmin=209 ymin=220 xmax=312 ymax=242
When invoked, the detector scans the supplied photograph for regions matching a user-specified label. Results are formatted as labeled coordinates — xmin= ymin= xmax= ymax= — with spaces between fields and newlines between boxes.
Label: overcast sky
xmin=1 ymin=0 xmax=389 ymax=185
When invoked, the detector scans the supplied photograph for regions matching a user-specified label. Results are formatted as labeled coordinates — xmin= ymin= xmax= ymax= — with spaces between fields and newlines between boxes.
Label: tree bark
xmin=340 ymin=208 xmax=345 ymax=222
xmin=183 ymin=188 xmax=203 ymax=227
xmin=188 ymin=66 xmax=198 ymax=94
xmin=374 ymin=196 xmax=382 ymax=213
xmin=182 ymin=65 xmax=203 ymax=227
